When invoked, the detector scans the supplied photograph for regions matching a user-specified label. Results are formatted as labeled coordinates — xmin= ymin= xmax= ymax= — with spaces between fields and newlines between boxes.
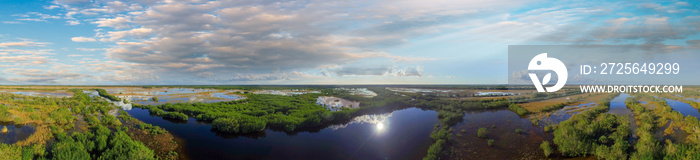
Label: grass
xmin=540 ymin=141 xmax=552 ymax=157
xmin=508 ymin=103 xmax=529 ymax=116
xmin=477 ymin=127 xmax=488 ymax=138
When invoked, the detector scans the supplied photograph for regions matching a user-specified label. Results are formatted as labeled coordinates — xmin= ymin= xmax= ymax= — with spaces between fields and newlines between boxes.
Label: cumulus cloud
xmin=67 ymin=20 xmax=81 ymax=25
xmin=101 ymin=27 xmax=152 ymax=41
xmin=71 ymin=36 xmax=96 ymax=42
xmin=94 ymin=17 xmax=130 ymax=29
xmin=43 ymin=0 xmax=517 ymax=83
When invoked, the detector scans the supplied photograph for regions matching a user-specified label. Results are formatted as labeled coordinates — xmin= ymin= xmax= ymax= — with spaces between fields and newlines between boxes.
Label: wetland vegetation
xmin=2 ymin=85 xmax=700 ymax=160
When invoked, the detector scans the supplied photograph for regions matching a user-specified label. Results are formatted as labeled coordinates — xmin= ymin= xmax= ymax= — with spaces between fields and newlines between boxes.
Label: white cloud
xmin=325 ymin=65 xmax=424 ymax=77
xmin=0 ymin=55 xmax=50 ymax=65
xmin=44 ymin=5 xmax=60 ymax=10
xmin=0 ymin=41 xmax=50 ymax=47
xmin=67 ymin=20 xmax=81 ymax=25
xmin=101 ymin=27 xmax=152 ymax=41
xmin=94 ymin=17 xmax=131 ymax=29
xmin=71 ymin=36 xmax=97 ymax=42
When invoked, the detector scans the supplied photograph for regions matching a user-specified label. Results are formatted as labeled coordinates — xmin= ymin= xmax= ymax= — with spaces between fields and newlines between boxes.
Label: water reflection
xmin=83 ymin=90 xmax=132 ymax=110
xmin=607 ymin=93 xmax=637 ymax=140
xmin=665 ymin=98 xmax=700 ymax=120
xmin=0 ymin=122 xmax=36 ymax=144
xmin=375 ymin=123 xmax=385 ymax=131
xmin=316 ymin=96 xmax=360 ymax=111
xmin=329 ymin=113 xmax=392 ymax=131
xmin=125 ymin=107 xmax=438 ymax=159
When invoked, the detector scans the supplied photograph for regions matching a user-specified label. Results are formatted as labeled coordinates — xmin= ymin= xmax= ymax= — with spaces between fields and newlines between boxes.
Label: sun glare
xmin=375 ymin=123 xmax=385 ymax=131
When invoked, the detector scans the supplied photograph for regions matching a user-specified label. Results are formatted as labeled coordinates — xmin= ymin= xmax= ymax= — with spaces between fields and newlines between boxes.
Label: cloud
xmin=67 ymin=20 xmax=81 ymax=25
xmin=525 ymin=2 xmax=700 ymax=45
xmin=0 ymin=41 xmax=50 ymax=47
xmin=94 ymin=17 xmax=130 ymax=29
xmin=12 ymin=12 xmax=61 ymax=23
xmin=43 ymin=0 xmax=521 ymax=83
xmin=44 ymin=5 xmax=60 ymax=10
xmin=4 ymin=68 xmax=91 ymax=84
xmin=687 ymin=40 xmax=700 ymax=49
xmin=17 ymin=18 xmax=46 ymax=22
xmin=224 ymin=72 xmax=323 ymax=81
xmin=0 ymin=55 xmax=50 ymax=65
xmin=101 ymin=27 xmax=152 ymax=41
xmin=0 ymin=49 xmax=53 ymax=55
xmin=76 ymin=48 xmax=103 ymax=51
xmin=585 ymin=16 xmax=696 ymax=43
xmin=326 ymin=65 xmax=424 ymax=77
xmin=2 ymin=21 xmax=23 ymax=24
xmin=71 ymin=36 xmax=97 ymax=42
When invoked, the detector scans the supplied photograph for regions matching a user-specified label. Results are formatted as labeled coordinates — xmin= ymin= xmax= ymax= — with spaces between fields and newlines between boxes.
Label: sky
xmin=0 ymin=0 xmax=699 ymax=85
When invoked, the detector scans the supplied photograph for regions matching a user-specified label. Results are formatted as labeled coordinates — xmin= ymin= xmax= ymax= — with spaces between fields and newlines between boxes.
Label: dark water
xmin=126 ymin=107 xmax=438 ymax=160
xmin=0 ymin=122 xmax=36 ymax=144
xmin=654 ymin=120 xmax=687 ymax=143
xmin=451 ymin=109 xmax=547 ymax=159
xmin=665 ymin=99 xmax=700 ymax=120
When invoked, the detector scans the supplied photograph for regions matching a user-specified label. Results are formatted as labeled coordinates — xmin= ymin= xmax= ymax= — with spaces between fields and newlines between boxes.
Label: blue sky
xmin=0 ymin=0 xmax=698 ymax=85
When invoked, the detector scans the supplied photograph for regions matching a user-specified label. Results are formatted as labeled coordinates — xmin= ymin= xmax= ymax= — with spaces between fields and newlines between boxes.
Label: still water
xmin=126 ymin=107 xmax=438 ymax=159
xmin=0 ymin=122 xmax=36 ymax=144
xmin=665 ymin=99 xmax=700 ymax=120
xmin=607 ymin=93 xmax=637 ymax=140
xmin=452 ymin=109 xmax=547 ymax=159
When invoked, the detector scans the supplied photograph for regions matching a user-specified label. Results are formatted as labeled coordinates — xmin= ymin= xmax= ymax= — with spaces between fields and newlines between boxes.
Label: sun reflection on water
xmin=375 ymin=123 xmax=385 ymax=131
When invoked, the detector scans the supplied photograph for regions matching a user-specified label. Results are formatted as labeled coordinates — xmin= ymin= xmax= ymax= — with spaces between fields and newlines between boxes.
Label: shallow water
xmin=84 ymin=90 xmax=132 ymax=110
xmin=125 ymin=107 xmax=438 ymax=159
xmin=654 ymin=120 xmax=687 ymax=143
xmin=607 ymin=93 xmax=637 ymax=140
xmin=665 ymin=99 xmax=700 ymax=120
xmin=451 ymin=109 xmax=547 ymax=159
xmin=0 ymin=122 xmax=36 ymax=144
xmin=535 ymin=102 xmax=597 ymax=126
